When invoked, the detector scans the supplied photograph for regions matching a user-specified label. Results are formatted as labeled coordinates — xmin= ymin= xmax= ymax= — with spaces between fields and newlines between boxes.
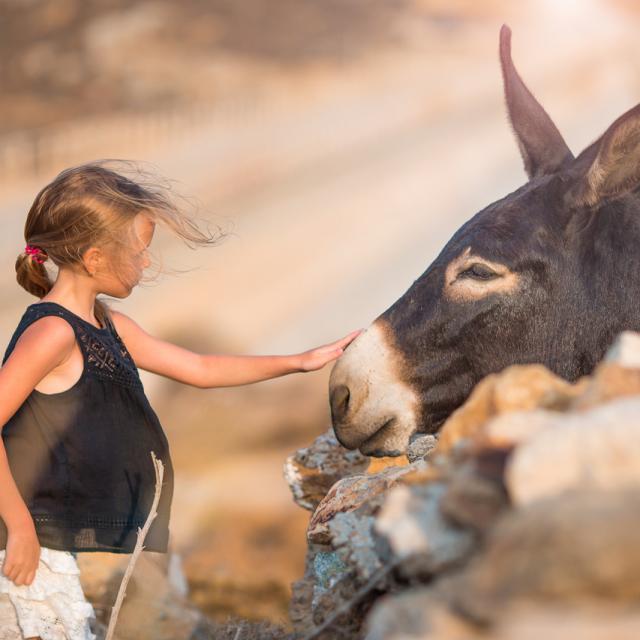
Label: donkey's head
xmin=329 ymin=25 xmax=640 ymax=457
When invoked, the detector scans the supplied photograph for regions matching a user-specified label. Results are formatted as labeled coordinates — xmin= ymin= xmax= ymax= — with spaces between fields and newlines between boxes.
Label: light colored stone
xmin=452 ymin=490 xmax=640 ymax=625
xmin=366 ymin=596 xmax=640 ymax=640
xmin=307 ymin=461 xmax=426 ymax=544
xmin=284 ymin=427 xmax=370 ymax=511
xmin=374 ymin=483 xmax=475 ymax=580
xmin=506 ymin=396 xmax=640 ymax=506
xmin=604 ymin=330 xmax=640 ymax=368
xmin=407 ymin=433 xmax=439 ymax=462
xmin=328 ymin=512 xmax=384 ymax=581
xmin=439 ymin=470 xmax=508 ymax=532
xmin=364 ymin=587 xmax=474 ymax=640
xmin=492 ymin=605 xmax=640 ymax=640
xmin=480 ymin=409 xmax=558 ymax=448
xmin=437 ymin=365 xmax=580 ymax=454
xmin=571 ymin=362 xmax=640 ymax=411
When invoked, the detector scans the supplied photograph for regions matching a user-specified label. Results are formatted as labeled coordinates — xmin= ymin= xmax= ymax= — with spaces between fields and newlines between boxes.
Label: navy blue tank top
xmin=0 ymin=301 xmax=174 ymax=554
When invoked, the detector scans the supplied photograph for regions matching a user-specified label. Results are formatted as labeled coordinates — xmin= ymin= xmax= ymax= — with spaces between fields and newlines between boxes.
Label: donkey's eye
xmin=458 ymin=264 xmax=500 ymax=280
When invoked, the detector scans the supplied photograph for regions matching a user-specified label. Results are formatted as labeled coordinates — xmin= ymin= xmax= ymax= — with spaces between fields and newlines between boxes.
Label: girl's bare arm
xmin=112 ymin=311 xmax=361 ymax=388
xmin=0 ymin=317 xmax=76 ymax=530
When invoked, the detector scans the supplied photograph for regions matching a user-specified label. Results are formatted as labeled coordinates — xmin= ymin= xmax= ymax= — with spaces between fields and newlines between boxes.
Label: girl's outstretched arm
xmin=112 ymin=311 xmax=362 ymax=388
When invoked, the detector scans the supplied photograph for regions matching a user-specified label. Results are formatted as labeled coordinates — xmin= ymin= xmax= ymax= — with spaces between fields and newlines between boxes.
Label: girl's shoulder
xmin=2 ymin=303 xmax=78 ymax=367
xmin=3 ymin=302 xmax=143 ymax=389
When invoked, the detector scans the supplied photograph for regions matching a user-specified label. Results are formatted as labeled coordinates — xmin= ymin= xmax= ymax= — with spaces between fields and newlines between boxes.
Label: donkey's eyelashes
xmin=443 ymin=249 xmax=519 ymax=302
xmin=458 ymin=264 xmax=500 ymax=281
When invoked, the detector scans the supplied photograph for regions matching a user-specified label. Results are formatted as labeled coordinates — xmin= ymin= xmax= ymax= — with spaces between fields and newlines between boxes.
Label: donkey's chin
xmin=354 ymin=416 xmax=417 ymax=458
xmin=360 ymin=442 xmax=405 ymax=458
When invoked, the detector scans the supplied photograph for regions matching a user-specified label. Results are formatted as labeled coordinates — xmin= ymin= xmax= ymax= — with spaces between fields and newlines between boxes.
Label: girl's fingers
xmin=13 ymin=569 xmax=27 ymax=586
xmin=337 ymin=336 xmax=352 ymax=348
xmin=304 ymin=331 xmax=361 ymax=369
xmin=334 ymin=330 xmax=362 ymax=349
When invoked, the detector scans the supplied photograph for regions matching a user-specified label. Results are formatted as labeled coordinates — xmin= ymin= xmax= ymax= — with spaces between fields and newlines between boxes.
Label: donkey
xmin=329 ymin=25 xmax=640 ymax=457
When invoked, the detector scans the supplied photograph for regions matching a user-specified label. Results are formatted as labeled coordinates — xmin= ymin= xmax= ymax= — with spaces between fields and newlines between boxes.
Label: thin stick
xmin=105 ymin=451 xmax=165 ymax=640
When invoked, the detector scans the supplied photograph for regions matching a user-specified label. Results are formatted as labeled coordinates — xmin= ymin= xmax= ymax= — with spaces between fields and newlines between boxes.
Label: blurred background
xmin=1 ymin=0 xmax=639 ymax=629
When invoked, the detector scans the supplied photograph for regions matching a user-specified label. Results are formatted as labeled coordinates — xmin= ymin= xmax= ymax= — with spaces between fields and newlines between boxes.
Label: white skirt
xmin=0 ymin=547 xmax=96 ymax=640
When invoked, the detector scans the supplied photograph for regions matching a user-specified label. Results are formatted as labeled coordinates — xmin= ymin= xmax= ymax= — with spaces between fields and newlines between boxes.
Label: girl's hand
xmin=2 ymin=520 xmax=41 ymax=587
xmin=298 ymin=329 xmax=363 ymax=372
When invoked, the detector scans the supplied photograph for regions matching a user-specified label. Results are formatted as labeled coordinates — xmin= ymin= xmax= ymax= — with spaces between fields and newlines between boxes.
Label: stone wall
xmin=285 ymin=331 xmax=640 ymax=639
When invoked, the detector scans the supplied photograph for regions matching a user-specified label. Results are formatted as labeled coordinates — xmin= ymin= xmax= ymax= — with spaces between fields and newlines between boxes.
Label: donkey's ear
xmin=500 ymin=25 xmax=574 ymax=179
xmin=568 ymin=102 xmax=640 ymax=207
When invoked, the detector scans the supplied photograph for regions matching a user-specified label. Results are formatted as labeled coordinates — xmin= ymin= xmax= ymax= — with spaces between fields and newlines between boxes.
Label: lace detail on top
xmin=79 ymin=325 xmax=142 ymax=389
xmin=2 ymin=301 xmax=143 ymax=391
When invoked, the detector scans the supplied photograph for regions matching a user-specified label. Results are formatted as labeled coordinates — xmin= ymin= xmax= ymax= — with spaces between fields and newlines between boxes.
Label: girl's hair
xmin=16 ymin=159 xmax=225 ymax=327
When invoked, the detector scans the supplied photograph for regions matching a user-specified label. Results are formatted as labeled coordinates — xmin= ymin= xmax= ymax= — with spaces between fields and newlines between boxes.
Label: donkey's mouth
xmin=359 ymin=416 xmax=403 ymax=457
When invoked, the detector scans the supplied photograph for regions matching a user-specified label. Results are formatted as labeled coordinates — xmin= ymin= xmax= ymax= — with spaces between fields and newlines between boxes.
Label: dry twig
xmin=105 ymin=451 xmax=165 ymax=640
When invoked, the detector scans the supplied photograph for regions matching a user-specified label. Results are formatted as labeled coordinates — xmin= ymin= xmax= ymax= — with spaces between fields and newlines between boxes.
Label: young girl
xmin=0 ymin=160 xmax=360 ymax=640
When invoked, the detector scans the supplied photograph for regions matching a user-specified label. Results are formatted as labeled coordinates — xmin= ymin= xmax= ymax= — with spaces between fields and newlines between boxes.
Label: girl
xmin=0 ymin=160 xmax=360 ymax=640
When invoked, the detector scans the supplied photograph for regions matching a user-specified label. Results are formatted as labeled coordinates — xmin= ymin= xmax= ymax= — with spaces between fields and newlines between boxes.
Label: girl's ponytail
xmin=15 ymin=247 xmax=53 ymax=299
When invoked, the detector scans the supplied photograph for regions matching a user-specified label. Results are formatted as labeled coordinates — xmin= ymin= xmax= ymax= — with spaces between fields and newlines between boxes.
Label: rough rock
xmin=365 ymin=594 xmax=640 ymax=640
xmin=289 ymin=544 xmax=321 ymax=633
xmin=439 ymin=467 xmax=509 ymax=533
xmin=603 ymin=330 xmax=640 ymax=367
xmin=374 ymin=482 xmax=475 ymax=581
xmin=451 ymin=489 xmax=640 ymax=625
xmin=478 ymin=409 xmax=559 ymax=449
xmin=566 ymin=330 xmax=640 ymax=410
xmin=406 ymin=433 xmax=439 ymax=462
xmin=570 ymin=362 xmax=640 ymax=410
xmin=366 ymin=490 xmax=640 ymax=639
xmin=328 ymin=511 xmax=384 ymax=582
xmin=307 ymin=461 xmax=426 ymax=544
xmin=363 ymin=586 xmax=468 ymax=640
xmin=291 ymin=542 xmax=371 ymax=640
xmin=505 ymin=396 xmax=640 ymax=506
xmin=283 ymin=427 xmax=370 ymax=511
xmin=437 ymin=364 xmax=582 ymax=454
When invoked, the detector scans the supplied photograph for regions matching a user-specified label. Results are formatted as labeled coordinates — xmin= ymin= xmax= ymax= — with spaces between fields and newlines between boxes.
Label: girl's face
xmin=128 ymin=212 xmax=155 ymax=284
xmin=98 ymin=213 xmax=155 ymax=297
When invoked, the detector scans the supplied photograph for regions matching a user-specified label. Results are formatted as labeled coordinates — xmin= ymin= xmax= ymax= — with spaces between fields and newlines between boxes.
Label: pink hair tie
xmin=25 ymin=244 xmax=48 ymax=264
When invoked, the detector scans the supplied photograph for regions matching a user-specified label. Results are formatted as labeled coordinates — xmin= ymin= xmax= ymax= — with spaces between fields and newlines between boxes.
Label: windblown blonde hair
xmin=16 ymin=159 xmax=225 ymax=327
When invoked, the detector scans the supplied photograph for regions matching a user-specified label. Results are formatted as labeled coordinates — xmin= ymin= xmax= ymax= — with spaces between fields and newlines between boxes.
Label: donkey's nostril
xmin=330 ymin=384 xmax=350 ymax=423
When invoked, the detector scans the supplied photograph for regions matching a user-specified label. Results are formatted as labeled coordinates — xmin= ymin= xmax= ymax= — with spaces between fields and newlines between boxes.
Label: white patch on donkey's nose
xmin=329 ymin=320 xmax=420 ymax=455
